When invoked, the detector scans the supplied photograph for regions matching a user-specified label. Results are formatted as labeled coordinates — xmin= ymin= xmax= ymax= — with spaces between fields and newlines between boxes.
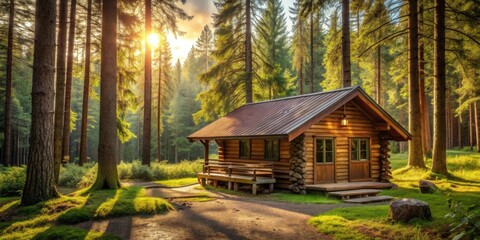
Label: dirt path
xmin=75 ymin=183 xmax=350 ymax=239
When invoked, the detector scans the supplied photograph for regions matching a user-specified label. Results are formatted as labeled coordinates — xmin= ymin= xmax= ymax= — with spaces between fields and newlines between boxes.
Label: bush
xmin=151 ymin=160 xmax=203 ymax=179
xmin=130 ymin=160 xmax=153 ymax=180
xmin=58 ymin=163 xmax=94 ymax=188
xmin=445 ymin=198 xmax=480 ymax=240
xmin=0 ymin=166 xmax=26 ymax=196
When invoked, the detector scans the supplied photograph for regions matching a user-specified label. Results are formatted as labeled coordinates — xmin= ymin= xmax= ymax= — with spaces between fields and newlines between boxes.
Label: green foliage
xmin=58 ymin=163 xmax=94 ymax=188
xmin=445 ymin=199 xmax=480 ymax=240
xmin=0 ymin=166 xmax=26 ymax=197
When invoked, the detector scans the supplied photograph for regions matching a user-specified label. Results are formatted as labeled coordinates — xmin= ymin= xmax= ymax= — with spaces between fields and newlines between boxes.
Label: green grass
xmin=0 ymin=187 xmax=172 ymax=239
xmin=309 ymin=150 xmax=480 ymax=240
xmin=155 ymin=178 xmax=199 ymax=187
xmin=271 ymin=192 xmax=340 ymax=204
xmin=0 ymin=226 xmax=121 ymax=240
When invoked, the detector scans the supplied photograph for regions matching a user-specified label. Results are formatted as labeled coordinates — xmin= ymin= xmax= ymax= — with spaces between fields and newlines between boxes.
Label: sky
xmin=168 ymin=0 xmax=296 ymax=63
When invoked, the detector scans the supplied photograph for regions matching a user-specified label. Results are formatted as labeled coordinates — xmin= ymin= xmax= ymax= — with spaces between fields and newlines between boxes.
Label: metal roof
xmin=188 ymin=86 xmax=411 ymax=142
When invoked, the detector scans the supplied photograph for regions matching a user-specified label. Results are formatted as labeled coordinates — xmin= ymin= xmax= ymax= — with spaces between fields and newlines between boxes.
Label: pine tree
xmin=341 ymin=0 xmax=352 ymax=87
xmin=256 ymin=0 xmax=291 ymax=100
xmin=195 ymin=25 xmax=213 ymax=72
xmin=21 ymin=0 xmax=59 ymax=205
xmin=322 ymin=10 xmax=342 ymax=90
xmin=290 ymin=0 xmax=308 ymax=95
xmin=3 ymin=0 xmax=14 ymax=166
xmin=431 ymin=0 xmax=447 ymax=174
xmin=92 ymin=0 xmax=121 ymax=190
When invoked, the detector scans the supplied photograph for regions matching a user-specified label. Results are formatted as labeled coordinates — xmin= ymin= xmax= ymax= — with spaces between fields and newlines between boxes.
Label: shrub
xmin=58 ymin=163 xmax=94 ymax=188
xmin=150 ymin=160 xmax=203 ymax=180
xmin=130 ymin=160 xmax=153 ymax=180
xmin=0 ymin=166 xmax=26 ymax=196
xmin=445 ymin=198 xmax=480 ymax=240
xmin=117 ymin=161 xmax=132 ymax=179
xmin=77 ymin=164 xmax=97 ymax=189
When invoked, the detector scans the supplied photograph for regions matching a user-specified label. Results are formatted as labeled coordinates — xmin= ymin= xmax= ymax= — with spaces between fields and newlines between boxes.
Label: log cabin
xmin=188 ymin=86 xmax=411 ymax=193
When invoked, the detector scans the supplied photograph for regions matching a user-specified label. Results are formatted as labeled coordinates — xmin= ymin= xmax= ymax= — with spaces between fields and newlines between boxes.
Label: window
xmin=351 ymin=138 xmax=369 ymax=161
xmin=265 ymin=139 xmax=279 ymax=161
xmin=239 ymin=139 xmax=251 ymax=158
xmin=316 ymin=139 xmax=335 ymax=163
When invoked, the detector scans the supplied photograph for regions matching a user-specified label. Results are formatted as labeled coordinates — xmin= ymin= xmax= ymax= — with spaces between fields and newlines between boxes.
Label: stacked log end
xmin=379 ymin=134 xmax=392 ymax=182
xmin=289 ymin=134 xmax=306 ymax=194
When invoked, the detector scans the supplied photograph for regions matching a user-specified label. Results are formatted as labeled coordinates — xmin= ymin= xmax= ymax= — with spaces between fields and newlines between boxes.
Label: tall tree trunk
xmin=21 ymin=0 xmax=59 ymax=205
xmin=418 ymin=1 xmax=431 ymax=154
xmin=142 ymin=0 xmax=152 ymax=166
xmin=245 ymin=0 xmax=253 ymax=103
xmin=341 ymin=0 xmax=352 ymax=87
xmin=431 ymin=0 xmax=447 ymax=174
xmin=91 ymin=0 xmax=120 ymax=190
xmin=469 ymin=103 xmax=474 ymax=151
xmin=157 ymin=50 xmax=162 ymax=161
xmin=407 ymin=0 xmax=425 ymax=168
xmin=3 ymin=0 xmax=14 ymax=167
xmin=310 ymin=12 xmax=314 ymax=93
xmin=475 ymin=102 xmax=480 ymax=152
xmin=54 ymin=0 xmax=68 ymax=182
xmin=375 ymin=46 xmax=381 ymax=106
xmin=79 ymin=0 xmax=92 ymax=166
xmin=62 ymin=0 xmax=77 ymax=164
xmin=299 ymin=57 xmax=304 ymax=95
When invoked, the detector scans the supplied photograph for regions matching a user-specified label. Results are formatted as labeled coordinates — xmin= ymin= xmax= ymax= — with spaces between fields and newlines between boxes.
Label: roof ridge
xmin=244 ymin=85 xmax=359 ymax=106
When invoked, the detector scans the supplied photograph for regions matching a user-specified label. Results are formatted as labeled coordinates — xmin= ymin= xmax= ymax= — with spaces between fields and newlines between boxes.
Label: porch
xmin=306 ymin=181 xmax=394 ymax=192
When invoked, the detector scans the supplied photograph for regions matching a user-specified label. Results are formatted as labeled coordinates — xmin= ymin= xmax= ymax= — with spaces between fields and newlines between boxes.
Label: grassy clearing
xmin=0 ymin=186 xmax=172 ymax=239
xmin=0 ymin=226 xmax=120 ymax=240
xmin=310 ymin=150 xmax=480 ymax=240
xmin=155 ymin=177 xmax=199 ymax=187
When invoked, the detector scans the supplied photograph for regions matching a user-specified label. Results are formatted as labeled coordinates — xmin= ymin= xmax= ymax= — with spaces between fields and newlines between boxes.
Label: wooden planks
xmin=306 ymin=181 xmax=394 ymax=191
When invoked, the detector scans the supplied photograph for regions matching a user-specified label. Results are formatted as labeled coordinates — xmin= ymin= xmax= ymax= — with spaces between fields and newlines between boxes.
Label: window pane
xmin=361 ymin=140 xmax=367 ymax=151
xmin=326 ymin=151 xmax=333 ymax=162
xmin=360 ymin=150 xmax=367 ymax=160
xmin=326 ymin=140 xmax=333 ymax=151
xmin=317 ymin=151 xmax=324 ymax=163
xmin=351 ymin=140 xmax=358 ymax=161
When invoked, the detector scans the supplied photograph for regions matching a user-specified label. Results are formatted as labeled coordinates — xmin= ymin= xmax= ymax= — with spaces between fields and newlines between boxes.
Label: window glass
xmin=351 ymin=139 xmax=369 ymax=161
xmin=239 ymin=140 xmax=250 ymax=158
xmin=316 ymin=139 xmax=334 ymax=163
xmin=265 ymin=139 xmax=279 ymax=160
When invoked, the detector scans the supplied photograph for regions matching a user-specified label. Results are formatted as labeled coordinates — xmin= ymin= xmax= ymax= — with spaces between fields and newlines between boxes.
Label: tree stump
xmin=389 ymin=198 xmax=432 ymax=222
xmin=419 ymin=180 xmax=438 ymax=193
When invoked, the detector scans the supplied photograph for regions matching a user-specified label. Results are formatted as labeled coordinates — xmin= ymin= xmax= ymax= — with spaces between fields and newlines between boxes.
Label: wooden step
xmin=328 ymin=189 xmax=381 ymax=199
xmin=343 ymin=195 xmax=394 ymax=204
xmin=306 ymin=182 xmax=394 ymax=192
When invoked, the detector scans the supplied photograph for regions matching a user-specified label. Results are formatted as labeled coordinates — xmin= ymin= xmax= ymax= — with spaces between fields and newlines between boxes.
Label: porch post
xmin=203 ymin=140 xmax=210 ymax=165
xmin=379 ymin=134 xmax=392 ymax=182
xmin=289 ymin=134 xmax=306 ymax=194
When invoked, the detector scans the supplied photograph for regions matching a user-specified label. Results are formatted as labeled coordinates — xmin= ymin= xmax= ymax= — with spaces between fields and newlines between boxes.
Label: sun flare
xmin=147 ymin=32 xmax=160 ymax=47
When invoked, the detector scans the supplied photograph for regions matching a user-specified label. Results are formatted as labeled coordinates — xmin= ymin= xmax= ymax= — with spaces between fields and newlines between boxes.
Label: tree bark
xmin=245 ymin=0 xmax=253 ymax=103
xmin=431 ymin=0 xmax=447 ymax=174
xmin=54 ymin=0 xmax=69 ymax=182
xmin=375 ymin=46 xmax=382 ymax=106
xmin=475 ymin=102 xmax=480 ymax=152
xmin=3 ymin=0 xmax=14 ymax=167
xmin=91 ymin=0 xmax=120 ymax=190
xmin=142 ymin=0 xmax=152 ymax=166
xmin=418 ymin=2 xmax=431 ymax=155
xmin=310 ymin=12 xmax=314 ymax=93
xmin=62 ymin=0 xmax=77 ymax=164
xmin=21 ymin=0 xmax=59 ymax=205
xmin=469 ymin=103 xmax=474 ymax=151
xmin=341 ymin=0 xmax=352 ymax=87
xmin=157 ymin=48 xmax=162 ymax=161
xmin=79 ymin=0 xmax=92 ymax=166
xmin=407 ymin=0 xmax=425 ymax=168
xmin=299 ymin=57 xmax=303 ymax=95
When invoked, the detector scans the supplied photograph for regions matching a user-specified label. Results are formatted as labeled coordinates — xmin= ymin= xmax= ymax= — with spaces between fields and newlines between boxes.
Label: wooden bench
xmin=198 ymin=160 xmax=276 ymax=195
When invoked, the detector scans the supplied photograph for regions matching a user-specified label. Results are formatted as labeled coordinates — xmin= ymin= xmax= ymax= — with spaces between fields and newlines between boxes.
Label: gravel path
xmin=75 ymin=183 xmax=352 ymax=239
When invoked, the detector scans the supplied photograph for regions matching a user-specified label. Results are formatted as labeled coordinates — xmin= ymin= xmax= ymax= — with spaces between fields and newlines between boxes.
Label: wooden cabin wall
xmin=217 ymin=138 xmax=291 ymax=188
xmin=304 ymin=102 xmax=382 ymax=183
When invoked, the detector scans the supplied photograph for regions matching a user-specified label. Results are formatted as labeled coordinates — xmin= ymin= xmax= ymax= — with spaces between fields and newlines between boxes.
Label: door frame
xmin=348 ymin=137 xmax=372 ymax=182
xmin=313 ymin=136 xmax=337 ymax=184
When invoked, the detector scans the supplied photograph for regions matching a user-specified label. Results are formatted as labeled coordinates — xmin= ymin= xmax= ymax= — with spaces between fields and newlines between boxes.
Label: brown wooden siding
xmin=304 ymin=102 xmax=383 ymax=184
xmin=218 ymin=138 xmax=291 ymax=188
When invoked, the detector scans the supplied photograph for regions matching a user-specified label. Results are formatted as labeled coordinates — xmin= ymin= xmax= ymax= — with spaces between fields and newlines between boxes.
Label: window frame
xmin=239 ymin=139 xmax=251 ymax=159
xmin=315 ymin=138 xmax=335 ymax=164
xmin=350 ymin=138 xmax=370 ymax=161
xmin=264 ymin=139 xmax=280 ymax=161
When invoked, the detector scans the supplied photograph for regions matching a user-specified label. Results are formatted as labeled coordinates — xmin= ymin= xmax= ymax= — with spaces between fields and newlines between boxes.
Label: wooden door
xmin=349 ymin=138 xmax=371 ymax=181
xmin=314 ymin=138 xmax=336 ymax=183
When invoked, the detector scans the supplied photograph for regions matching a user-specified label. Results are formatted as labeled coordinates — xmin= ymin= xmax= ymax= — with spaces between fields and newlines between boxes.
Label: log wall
xmin=218 ymin=138 xmax=291 ymax=188
xmin=303 ymin=102 xmax=383 ymax=184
